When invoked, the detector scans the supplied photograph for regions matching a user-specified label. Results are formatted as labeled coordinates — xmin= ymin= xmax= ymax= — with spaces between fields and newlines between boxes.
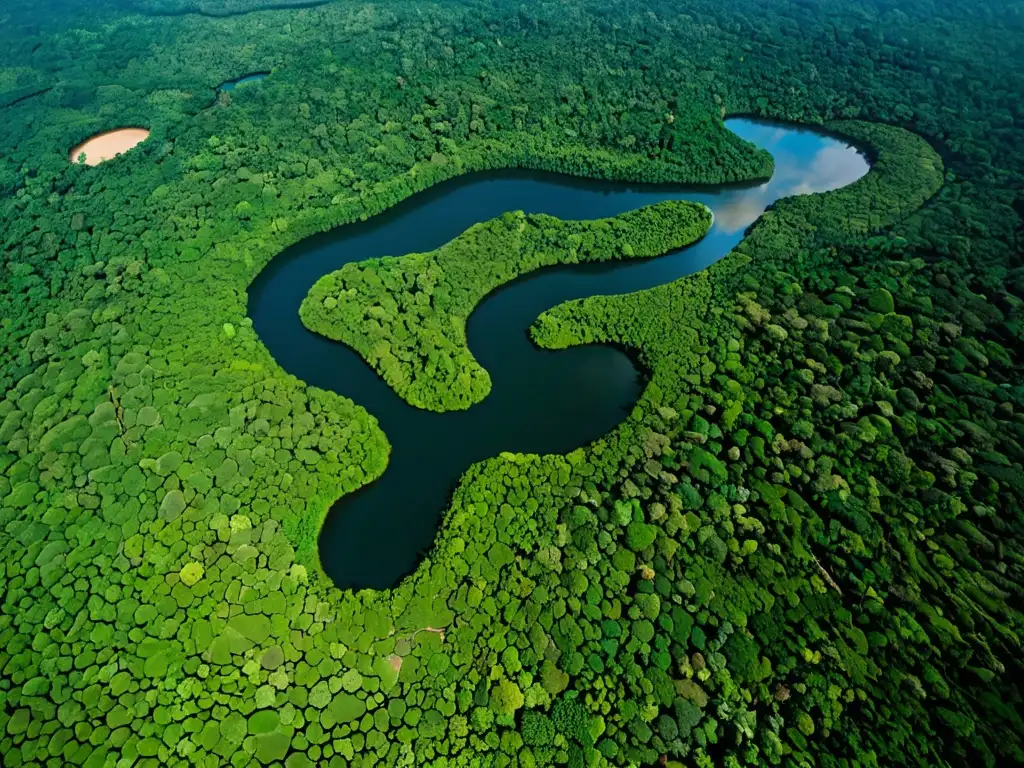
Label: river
xmin=217 ymin=72 xmax=269 ymax=92
xmin=248 ymin=118 xmax=870 ymax=590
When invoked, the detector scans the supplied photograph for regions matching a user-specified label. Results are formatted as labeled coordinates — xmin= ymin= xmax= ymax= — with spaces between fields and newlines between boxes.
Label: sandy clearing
xmin=69 ymin=128 xmax=150 ymax=166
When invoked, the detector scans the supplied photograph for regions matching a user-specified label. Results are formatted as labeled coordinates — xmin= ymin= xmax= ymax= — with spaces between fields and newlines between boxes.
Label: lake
xmin=247 ymin=118 xmax=870 ymax=590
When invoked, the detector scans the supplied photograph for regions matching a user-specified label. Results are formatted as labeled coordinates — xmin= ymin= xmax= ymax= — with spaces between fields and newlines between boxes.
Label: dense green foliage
xmin=301 ymin=202 xmax=712 ymax=411
xmin=528 ymin=120 xmax=957 ymax=765
xmin=0 ymin=1 xmax=1022 ymax=767
xmin=134 ymin=0 xmax=336 ymax=17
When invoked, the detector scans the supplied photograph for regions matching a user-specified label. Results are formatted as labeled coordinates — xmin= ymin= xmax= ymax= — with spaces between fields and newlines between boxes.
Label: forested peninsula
xmin=300 ymin=202 xmax=713 ymax=412
xmin=1 ymin=1 xmax=1023 ymax=768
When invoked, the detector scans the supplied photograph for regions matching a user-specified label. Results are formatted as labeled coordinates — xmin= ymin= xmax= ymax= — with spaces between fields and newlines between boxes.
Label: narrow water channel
xmin=248 ymin=119 xmax=870 ymax=590
xmin=217 ymin=72 xmax=269 ymax=92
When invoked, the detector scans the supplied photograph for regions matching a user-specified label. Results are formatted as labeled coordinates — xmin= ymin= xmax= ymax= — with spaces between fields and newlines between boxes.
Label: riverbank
xmin=248 ymin=118 xmax=871 ymax=590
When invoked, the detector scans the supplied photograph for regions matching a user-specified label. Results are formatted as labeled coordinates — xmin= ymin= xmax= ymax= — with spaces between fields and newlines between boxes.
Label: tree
xmin=490 ymin=679 xmax=525 ymax=716
xmin=521 ymin=711 xmax=555 ymax=746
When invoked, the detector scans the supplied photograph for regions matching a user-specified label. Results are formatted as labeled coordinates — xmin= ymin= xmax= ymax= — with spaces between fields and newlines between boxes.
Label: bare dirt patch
xmin=69 ymin=128 xmax=150 ymax=166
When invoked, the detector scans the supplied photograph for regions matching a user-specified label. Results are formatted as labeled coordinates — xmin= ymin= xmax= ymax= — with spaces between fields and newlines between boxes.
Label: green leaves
xmin=328 ymin=693 xmax=366 ymax=724
xmin=626 ymin=520 xmax=657 ymax=551
xmin=248 ymin=710 xmax=279 ymax=735
xmin=5 ymin=480 xmax=39 ymax=508
xmin=179 ymin=561 xmax=204 ymax=586
xmin=301 ymin=201 xmax=711 ymax=412
xmin=522 ymin=710 xmax=555 ymax=746
xmin=228 ymin=614 xmax=272 ymax=645
xmin=340 ymin=668 xmax=363 ymax=692
xmin=159 ymin=489 xmax=186 ymax=520
xmin=0 ymin=3 xmax=1015 ymax=767
xmin=39 ymin=415 xmax=89 ymax=453
xmin=155 ymin=450 xmax=183 ymax=476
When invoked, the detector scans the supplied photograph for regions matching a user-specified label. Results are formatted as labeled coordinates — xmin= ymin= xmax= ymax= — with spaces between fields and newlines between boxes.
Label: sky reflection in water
xmin=715 ymin=130 xmax=868 ymax=234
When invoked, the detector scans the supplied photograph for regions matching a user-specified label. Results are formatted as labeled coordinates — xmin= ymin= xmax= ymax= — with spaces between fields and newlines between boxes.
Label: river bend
xmin=248 ymin=119 xmax=870 ymax=589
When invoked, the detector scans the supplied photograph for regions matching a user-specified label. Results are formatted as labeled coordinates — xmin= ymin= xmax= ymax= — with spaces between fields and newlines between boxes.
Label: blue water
xmin=248 ymin=119 xmax=869 ymax=590
xmin=218 ymin=72 xmax=269 ymax=92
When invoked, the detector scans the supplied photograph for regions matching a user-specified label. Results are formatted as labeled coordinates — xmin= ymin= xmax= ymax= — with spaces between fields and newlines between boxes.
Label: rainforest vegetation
xmin=1 ymin=1 xmax=1023 ymax=768
xmin=300 ymin=202 xmax=712 ymax=411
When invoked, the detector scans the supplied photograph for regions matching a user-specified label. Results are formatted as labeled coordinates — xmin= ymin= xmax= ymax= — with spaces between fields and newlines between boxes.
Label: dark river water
xmin=248 ymin=119 xmax=870 ymax=590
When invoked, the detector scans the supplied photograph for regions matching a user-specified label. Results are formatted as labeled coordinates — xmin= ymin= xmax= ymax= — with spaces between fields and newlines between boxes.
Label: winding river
xmin=248 ymin=119 xmax=870 ymax=590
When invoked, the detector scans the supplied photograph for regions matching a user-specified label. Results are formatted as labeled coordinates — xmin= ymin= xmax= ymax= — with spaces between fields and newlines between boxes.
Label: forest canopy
xmin=300 ymin=202 xmax=713 ymax=411
xmin=0 ymin=1 xmax=1022 ymax=767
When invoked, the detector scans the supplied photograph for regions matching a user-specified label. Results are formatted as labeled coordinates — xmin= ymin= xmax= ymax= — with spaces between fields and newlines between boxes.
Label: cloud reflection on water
xmin=713 ymin=141 xmax=868 ymax=234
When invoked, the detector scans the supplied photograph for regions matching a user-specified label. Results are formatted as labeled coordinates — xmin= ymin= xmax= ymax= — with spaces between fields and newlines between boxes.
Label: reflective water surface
xmin=218 ymin=72 xmax=269 ymax=92
xmin=248 ymin=119 xmax=869 ymax=589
